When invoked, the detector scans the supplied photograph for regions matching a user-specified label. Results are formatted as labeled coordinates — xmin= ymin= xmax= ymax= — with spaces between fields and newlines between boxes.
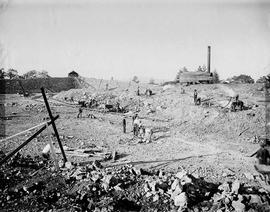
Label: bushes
xmin=228 ymin=75 xmax=255 ymax=84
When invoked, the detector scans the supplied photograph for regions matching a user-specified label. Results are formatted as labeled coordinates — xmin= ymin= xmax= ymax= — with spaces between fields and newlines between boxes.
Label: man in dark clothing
xmin=77 ymin=107 xmax=83 ymax=118
xmin=235 ymin=94 xmax=239 ymax=102
xmin=256 ymin=141 xmax=270 ymax=165
xmin=137 ymin=86 xmax=140 ymax=96
xmin=116 ymin=102 xmax=120 ymax=112
xmin=123 ymin=118 xmax=126 ymax=133
xmin=194 ymin=89 xmax=198 ymax=105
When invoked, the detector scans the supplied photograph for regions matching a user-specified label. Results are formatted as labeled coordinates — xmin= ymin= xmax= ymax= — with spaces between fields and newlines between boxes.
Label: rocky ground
xmin=0 ymin=81 xmax=269 ymax=211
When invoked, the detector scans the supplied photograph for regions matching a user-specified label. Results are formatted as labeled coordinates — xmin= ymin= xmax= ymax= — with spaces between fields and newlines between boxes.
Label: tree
xmin=256 ymin=74 xmax=270 ymax=83
xmin=39 ymin=70 xmax=50 ymax=78
xmin=68 ymin=71 xmax=79 ymax=78
xmin=257 ymin=74 xmax=270 ymax=88
xmin=23 ymin=70 xmax=38 ymax=79
xmin=6 ymin=68 xmax=18 ymax=79
xmin=202 ymin=65 xmax=207 ymax=72
xmin=181 ymin=66 xmax=188 ymax=73
xmin=175 ymin=66 xmax=188 ymax=81
xmin=132 ymin=76 xmax=139 ymax=83
xmin=197 ymin=65 xmax=207 ymax=72
xmin=212 ymin=69 xmax=220 ymax=83
xmin=231 ymin=74 xmax=254 ymax=84
xmin=23 ymin=70 xmax=50 ymax=79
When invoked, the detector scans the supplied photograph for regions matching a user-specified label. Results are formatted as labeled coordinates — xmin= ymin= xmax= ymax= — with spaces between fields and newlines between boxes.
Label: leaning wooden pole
xmin=0 ymin=115 xmax=59 ymax=166
xmin=41 ymin=87 xmax=67 ymax=163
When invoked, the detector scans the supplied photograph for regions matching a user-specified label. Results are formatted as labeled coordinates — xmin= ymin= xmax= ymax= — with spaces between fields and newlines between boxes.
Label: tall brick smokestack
xmin=207 ymin=46 xmax=211 ymax=73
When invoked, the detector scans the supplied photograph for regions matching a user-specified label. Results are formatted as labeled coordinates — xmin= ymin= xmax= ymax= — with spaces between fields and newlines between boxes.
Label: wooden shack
xmin=179 ymin=46 xmax=213 ymax=84
xmin=179 ymin=71 xmax=213 ymax=84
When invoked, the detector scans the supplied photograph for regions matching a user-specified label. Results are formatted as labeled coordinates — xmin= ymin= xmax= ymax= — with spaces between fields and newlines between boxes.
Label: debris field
xmin=0 ymin=80 xmax=270 ymax=211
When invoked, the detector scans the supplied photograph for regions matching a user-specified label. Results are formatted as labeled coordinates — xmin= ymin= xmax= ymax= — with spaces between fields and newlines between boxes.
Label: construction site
xmin=0 ymin=0 xmax=270 ymax=209
xmin=0 ymin=62 xmax=270 ymax=211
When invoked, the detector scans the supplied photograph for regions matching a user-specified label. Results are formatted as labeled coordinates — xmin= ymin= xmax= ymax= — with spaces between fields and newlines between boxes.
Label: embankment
xmin=0 ymin=77 xmax=78 ymax=94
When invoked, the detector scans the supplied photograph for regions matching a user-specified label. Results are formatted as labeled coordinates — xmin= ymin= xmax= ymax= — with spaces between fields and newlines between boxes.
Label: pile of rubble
xmin=53 ymin=87 xmax=155 ymax=113
xmin=1 ymin=152 xmax=270 ymax=211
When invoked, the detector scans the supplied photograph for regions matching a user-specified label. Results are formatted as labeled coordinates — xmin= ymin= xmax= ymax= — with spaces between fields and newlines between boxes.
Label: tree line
xmin=0 ymin=68 xmax=50 ymax=80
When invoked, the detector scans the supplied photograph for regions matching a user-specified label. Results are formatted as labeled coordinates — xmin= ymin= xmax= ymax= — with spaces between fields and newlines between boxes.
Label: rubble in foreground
xmin=1 ymin=152 xmax=270 ymax=212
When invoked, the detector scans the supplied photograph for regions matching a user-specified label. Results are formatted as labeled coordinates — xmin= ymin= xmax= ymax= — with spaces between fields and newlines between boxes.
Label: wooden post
xmin=0 ymin=115 xmax=59 ymax=166
xmin=41 ymin=87 xmax=67 ymax=162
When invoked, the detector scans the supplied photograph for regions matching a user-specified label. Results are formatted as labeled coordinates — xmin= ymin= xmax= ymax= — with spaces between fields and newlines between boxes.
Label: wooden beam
xmin=41 ymin=87 xmax=67 ymax=162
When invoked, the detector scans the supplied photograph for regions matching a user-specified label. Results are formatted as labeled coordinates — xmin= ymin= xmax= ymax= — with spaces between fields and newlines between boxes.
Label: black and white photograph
xmin=0 ymin=0 xmax=270 ymax=211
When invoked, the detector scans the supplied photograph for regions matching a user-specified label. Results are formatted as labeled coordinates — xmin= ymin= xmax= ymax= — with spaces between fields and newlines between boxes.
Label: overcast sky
xmin=0 ymin=0 xmax=269 ymax=81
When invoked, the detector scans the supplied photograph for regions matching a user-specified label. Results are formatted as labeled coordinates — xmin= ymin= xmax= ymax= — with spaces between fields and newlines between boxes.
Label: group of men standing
xmin=122 ymin=114 xmax=153 ymax=143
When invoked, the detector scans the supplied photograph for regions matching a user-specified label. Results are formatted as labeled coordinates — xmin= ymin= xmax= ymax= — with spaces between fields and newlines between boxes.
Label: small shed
xmin=179 ymin=72 xmax=213 ymax=84
xmin=68 ymin=71 xmax=79 ymax=78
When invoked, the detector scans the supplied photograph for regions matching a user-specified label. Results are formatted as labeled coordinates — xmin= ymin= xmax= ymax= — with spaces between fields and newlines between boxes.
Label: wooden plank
xmin=41 ymin=87 xmax=67 ymax=162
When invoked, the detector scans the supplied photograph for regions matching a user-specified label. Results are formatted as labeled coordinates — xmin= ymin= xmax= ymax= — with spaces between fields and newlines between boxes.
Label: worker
xmin=123 ymin=118 xmax=126 ymax=133
xmin=77 ymin=106 xmax=83 ymax=118
xmin=144 ymin=128 xmax=153 ymax=143
xmin=145 ymin=89 xmax=152 ymax=96
xmin=256 ymin=139 xmax=270 ymax=165
xmin=138 ymin=125 xmax=145 ymax=143
xmin=116 ymin=102 xmax=120 ymax=112
xmin=235 ymin=94 xmax=240 ymax=103
xmin=132 ymin=114 xmax=138 ymax=125
xmin=137 ymin=86 xmax=140 ymax=96
xmin=133 ymin=117 xmax=140 ymax=136
xmin=194 ymin=89 xmax=198 ymax=105
xmin=181 ymin=87 xmax=185 ymax=94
